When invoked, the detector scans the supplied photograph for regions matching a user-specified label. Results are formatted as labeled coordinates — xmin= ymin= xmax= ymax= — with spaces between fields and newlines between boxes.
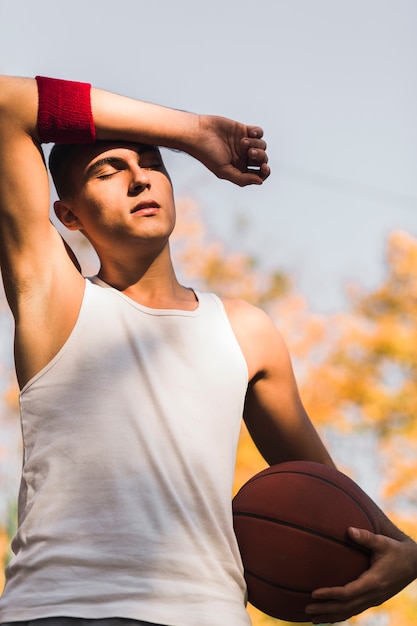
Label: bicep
xmin=0 ymin=95 xmax=58 ymax=299
xmin=0 ymin=132 xmax=50 ymax=247
xmin=242 ymin=319 xmax=335 ymax=468
xmin=0 ymin=78 xmax=85 ymax=388
xmin=0 ymin=76 xmax=51 ymax=258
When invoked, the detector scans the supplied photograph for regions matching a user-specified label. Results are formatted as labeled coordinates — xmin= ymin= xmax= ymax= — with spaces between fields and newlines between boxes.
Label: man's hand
xmin=305 ymin=527 xmax=417 ymax=624
xmin=191 ymin=115 xmax=270 ymax=187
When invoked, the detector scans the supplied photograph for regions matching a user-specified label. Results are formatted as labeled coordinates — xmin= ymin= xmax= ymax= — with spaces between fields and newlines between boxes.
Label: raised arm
xmin=0 ymin=76 xmax=83 ymax=389
xmin=91 ymin=86 xmax=270 ymax=187
xmin=33 ymin=74 xmax=270 ymax=186
xmin=0 ymin=75 xmax=270 ymax=289
xmin=0 ymin=74 xmax=270 ymax=387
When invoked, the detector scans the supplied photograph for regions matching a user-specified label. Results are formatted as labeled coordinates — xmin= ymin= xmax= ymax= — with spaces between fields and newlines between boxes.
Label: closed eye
xmin=138 ymin=153 xmax=164 ymax=170
xmin=97 ymin=169 xmax=120 ymax=179
xmin=88 ymin=157 xmax=128 ymax=179
xmin=87 ymin=148 xmax=167 ymax=179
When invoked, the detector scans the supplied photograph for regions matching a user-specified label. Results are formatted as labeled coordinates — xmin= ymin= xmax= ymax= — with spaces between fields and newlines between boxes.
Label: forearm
xmin=65 ymin=78 xmax=270 ymax=185
xmin=0 ymin=73 xmax=269 ymax=186
xmin=85 ymin=86 xmax=267 ymax=184
xmin=92 ymin=87 xmax=200 ymax=152
xmin=367 ymin=495 xmax=416 ymax=547
xmin=0 ymin=75 xmax=197 ymax=145
xmin=373 ymin=506 xmax=417 ymax=576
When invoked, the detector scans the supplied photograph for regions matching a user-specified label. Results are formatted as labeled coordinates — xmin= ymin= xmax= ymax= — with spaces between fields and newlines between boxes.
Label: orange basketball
xmin=233 ymin=461 xmax=380 ymax=622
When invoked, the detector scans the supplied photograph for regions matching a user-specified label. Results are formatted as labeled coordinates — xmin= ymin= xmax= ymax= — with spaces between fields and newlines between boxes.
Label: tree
xmin=301 ymin=230 xmax=417 ymax=625
xmin=302 ymin=231 xmax=417 ymax=516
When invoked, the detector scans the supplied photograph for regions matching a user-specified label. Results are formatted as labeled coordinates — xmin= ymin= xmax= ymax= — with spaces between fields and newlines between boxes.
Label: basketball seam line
xmin=245 ymin=567 xmax=314 ymax=595
xmin=242 ymin=469 xmax=378 ymax=533
xmin=233 ymin=511 xmax=371 ymax=556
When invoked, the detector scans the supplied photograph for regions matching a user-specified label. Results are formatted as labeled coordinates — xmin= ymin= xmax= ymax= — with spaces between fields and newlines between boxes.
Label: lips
xmin=130 ymin=200 xmax=160 ymax=215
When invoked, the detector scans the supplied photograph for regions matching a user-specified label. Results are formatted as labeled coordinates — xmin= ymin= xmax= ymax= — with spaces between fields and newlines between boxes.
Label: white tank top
xmin=0 ymin=278 xmax=251 ymax=626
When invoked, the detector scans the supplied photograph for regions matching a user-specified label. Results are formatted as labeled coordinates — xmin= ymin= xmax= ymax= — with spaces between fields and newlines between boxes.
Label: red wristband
xmin=35 ymin=76 xmax=96 ymax=144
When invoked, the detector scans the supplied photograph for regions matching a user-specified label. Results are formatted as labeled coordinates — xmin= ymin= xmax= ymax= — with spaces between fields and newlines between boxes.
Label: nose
xmin=129 ymin=164 xmax=150 ymax=194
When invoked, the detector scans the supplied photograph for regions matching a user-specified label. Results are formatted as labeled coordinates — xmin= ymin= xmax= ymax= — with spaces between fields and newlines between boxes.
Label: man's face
xmin=59 ymin=142 xmax=176 ymax=253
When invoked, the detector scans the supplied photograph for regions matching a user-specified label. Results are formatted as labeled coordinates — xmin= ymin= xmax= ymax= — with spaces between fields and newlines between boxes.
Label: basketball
xmin=232 ymin=461 xmax=380 ymax=622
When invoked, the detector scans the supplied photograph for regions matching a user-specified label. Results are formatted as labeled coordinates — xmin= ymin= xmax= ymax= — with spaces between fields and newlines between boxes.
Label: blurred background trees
xmin=0 ymin=198 xmax=416 ymax=625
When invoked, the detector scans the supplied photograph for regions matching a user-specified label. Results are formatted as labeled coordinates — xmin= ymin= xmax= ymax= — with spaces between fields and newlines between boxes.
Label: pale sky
xmin=0 ymin=0 xmax=416 ymax=314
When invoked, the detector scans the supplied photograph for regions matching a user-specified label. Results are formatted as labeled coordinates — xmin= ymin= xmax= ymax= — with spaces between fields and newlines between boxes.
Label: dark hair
xmin=48 ymin=143 xmax=80 ymax=199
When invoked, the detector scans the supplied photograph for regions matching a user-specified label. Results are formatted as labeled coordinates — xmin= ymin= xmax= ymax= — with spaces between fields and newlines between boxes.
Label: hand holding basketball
xmin=233 ymin=461 xmax=381 ymax=622
xmin=233 ymin=461 xmax=417 ymax=623
xmin=306 ymin=528 xmax=417 ymax=624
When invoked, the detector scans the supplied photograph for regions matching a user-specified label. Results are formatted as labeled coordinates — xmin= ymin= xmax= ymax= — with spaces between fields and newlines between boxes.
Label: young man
xmin=0 ymin=75 xmax=415 ymax=626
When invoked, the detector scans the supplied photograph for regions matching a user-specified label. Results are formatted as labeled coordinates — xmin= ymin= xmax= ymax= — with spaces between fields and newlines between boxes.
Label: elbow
xmin=0 ymin=76 xmax=39 ymax=135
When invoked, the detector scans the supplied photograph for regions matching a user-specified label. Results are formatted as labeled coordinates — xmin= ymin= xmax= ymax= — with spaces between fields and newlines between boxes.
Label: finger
xmin=311 ymin=575 xmax=372 ymax=602
xmin=306 ymin=592 xmax=366 ymax=623
xmin=247 ymin=125 xmax=264 ymax=139
xmin=245 ymin=161 xmax=271 ymax=183
xmin=241 ymin=138 xmax=268 ymax=168
xmin=306 ymin=569 xmax=379 ymax=622
xmin=247 ymin=148 xmax=268 ymax=166
xmin=256 ymin=161 xmax=271 ymax=180
xmin=221 ymin=162 xmax=270 ymax=187
xmin=241 ymin=137 xmax=267 ymax=152
xmin=305 ymin=596 xmax=370 ymax=624
xmin=236 ymin=168 xmax=270 ymax=186
xmin=348 ymin=526 xmax=381 ymax=549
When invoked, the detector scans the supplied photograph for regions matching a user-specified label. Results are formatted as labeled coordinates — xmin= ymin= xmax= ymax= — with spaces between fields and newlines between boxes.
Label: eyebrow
xmin=87 ymin=157 xmax=124 ymax=174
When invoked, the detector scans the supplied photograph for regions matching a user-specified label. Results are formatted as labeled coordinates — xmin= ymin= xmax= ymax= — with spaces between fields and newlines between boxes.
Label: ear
xmin=54 ymin=200 xmax=83 ymax=231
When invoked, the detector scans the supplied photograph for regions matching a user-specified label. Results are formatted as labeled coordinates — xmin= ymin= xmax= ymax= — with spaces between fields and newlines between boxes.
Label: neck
xmin=96 ymin=243 xmax=197 ymax=310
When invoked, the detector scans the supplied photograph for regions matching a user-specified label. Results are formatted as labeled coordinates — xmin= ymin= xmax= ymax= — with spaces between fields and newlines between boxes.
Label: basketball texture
xmin=232 ymin=461 xmax=381 ymax=622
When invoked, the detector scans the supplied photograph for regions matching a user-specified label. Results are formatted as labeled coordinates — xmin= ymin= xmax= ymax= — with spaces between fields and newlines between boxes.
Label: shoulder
xmin=221 ymin=297 xmax=284 ymax=341
xmin=221 ymin=297 xmax=291 ymax=382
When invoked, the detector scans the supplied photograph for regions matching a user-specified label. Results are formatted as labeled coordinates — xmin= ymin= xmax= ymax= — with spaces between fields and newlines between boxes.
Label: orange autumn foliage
xmin=300 ymin=230 xmax=417 ymax=626
xmin=302 ymin=231 xmax=417 ymax=516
